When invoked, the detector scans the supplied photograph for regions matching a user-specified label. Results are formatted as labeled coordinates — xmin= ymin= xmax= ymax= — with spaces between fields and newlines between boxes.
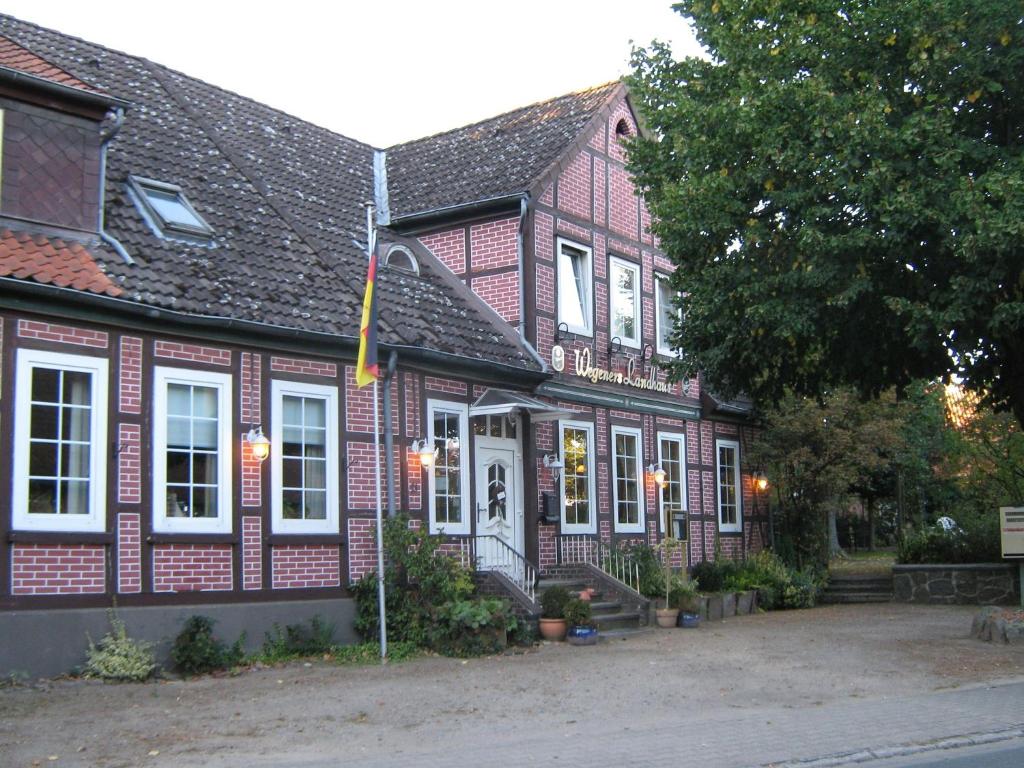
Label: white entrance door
xmin=474 ymin=439 xmax=522 ymax=569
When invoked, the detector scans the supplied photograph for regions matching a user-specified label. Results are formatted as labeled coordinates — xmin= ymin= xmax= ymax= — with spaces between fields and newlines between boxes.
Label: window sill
xmin=8 ymin=531 xmax=115 ymax=545
xmin=265 ymin=534 xmax=346 ymax=546
xmin=146 ymin=533 xmax=237 ymax=545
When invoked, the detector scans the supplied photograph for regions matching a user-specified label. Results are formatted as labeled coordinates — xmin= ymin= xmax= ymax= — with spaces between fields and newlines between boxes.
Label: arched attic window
xmin=383 ymin=244 xmax=419 ymax=274
xmin=615 ymin=118 xmax=633 ymax=139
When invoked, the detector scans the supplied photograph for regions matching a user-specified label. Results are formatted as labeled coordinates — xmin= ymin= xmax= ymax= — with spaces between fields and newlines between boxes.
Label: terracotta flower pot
xmin=538 ymin=618 xmax=568 ymax=641
xmin=656 ymin=608 xmax=680 ymax=628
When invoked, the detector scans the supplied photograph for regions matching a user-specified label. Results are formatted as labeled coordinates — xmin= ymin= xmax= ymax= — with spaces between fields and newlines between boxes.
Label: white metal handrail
xmin=469 ymin=536 xmax=537 ymax=603
xmin=558 ymin=535 xmax=641 ymax=594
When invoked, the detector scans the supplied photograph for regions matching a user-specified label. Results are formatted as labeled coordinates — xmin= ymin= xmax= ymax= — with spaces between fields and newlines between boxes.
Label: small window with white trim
xmin=383 ymin=244 xmax=419 ymax=274
xmin=557 ymin=238 xmax=593 ymax=336
xmin=612 ymin=425 xmax=644 ymax=533
xmin=428 ymin=399 xmax=470 ymax=535
xmin=271 ymin=380 xmax=339 ymax=534
xmin=153 ymin=367 xmax=233 ymax=533
xmin=657 ymin=431 xmax=687 ymax=539
xmin=129 ymin=176 xmax=213 ymax=241
xmin=716 ymin=438 xmax=742 ymax=533
xmin=12 ymin=349 xmax=109 ymax=532
xmin=609 ymin=256 xmax=641 ymax=348
xmin=655 ymin=273 xmax=682 ymax=356
xmin=559 ymin=420 xmax=596 ymax=534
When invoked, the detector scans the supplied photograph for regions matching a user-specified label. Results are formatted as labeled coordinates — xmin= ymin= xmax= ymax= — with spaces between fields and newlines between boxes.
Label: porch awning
xmin=469 ymin=389 xmax=575 ymax=423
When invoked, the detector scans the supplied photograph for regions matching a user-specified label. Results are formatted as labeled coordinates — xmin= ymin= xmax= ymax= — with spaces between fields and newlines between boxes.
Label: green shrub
xmin=540 ymin=585 xmax=571 ymax=619
xmin=691 ymin=560 xmax=728 ymax=593
xmin=897 ymin=513 xmax=1001 ymax=564
xmin=782 ymin=569 xmax=826 ymax=609
xmin=668 ymin=576 xmax=700 ymax=611
xmin=331 ymin=641 xmax=422 ymax=665
xmin=260 ymin=616 xmax=335 ymax=661
xmin=563 ymin=598 xmax=594 ymax=628
xmin=429 ymin=597 xmax=517 ymax=657
xmin=84 ymin=611 xmax=156 ymax=682
xmin=619 ymin=542 xmax=665 ymax=599
xmin=170 ymin=616 xmax=244 ymax=676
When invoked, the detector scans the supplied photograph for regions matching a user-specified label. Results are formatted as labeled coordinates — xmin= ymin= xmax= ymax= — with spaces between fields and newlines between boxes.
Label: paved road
xmin=260 ymin=681 xmax=1024 ymax=768
xmin=866 ymin=739 xmax=1024 ymax=768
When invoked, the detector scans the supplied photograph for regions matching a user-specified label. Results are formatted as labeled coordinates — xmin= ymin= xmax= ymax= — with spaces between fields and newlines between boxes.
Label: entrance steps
xmin=820 ymin=573 xmax=894 ymax=604
xmin=536 ymin=574 xmax=649 ymax=639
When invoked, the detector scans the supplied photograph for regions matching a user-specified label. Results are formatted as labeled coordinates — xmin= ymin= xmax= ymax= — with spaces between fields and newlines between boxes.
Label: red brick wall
xmin=538 ymin=523 xmax=556 ymax=572
xmin=11 ymin=544 xmax=105 ymax=594
xmin=345 ymin=365 xmax=398 ymax=434
xmin=154 ymin=340 xmax=231 ymax=366
xmin=242 ymin=515 xmax=262 ymax=590
xmin=471 ymin=271 xmax=519 ymax=323
xmin=270 ymin=355 xmax=337 ymax=378
xmin=346 ymin=443 xmax=403 ymax=511
xmin=17 ymin=319 xmax=107 ymax=348
xmin=272 ymin=545 xmax=340 ymax=589
xmin=152 ymin=545 xmax=233 ymax=592
xmin=241 ymin=438 xmax=262 ymax=508
xmin=469 ymin=218 xmax=518 ymax=271
xmin=117 ymin=513 xmax=141 ymax=594
xmin=420 ymin=228 xmax=467 ymax=274
xmin=424 ymin=376 xmax=467 ymax=396
xmin=557 ymin=150 xmax=592 ymax=221
xmin=119 ymin=335 xmax=142 ymax=413
xmin=117 ymin=423 xmax=141 ymax=504
xmin=347 ymin=517 xmax=377 ymax=581
xmin=240 ymin=352 xmax=262 ymax=424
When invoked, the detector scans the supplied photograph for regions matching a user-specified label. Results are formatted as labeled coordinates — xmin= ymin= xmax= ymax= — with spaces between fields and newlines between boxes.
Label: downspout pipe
xmin=97 ymin=108 xmax=133 ymax=264
xmin=382 ymin=350 xmax=399 ymax=518
xmin=516 ymin=194 xmax=547 ymax=371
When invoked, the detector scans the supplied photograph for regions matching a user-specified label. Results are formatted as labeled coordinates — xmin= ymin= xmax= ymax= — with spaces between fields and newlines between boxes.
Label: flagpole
xmin=366 ymin=202 xmax=387 ymax=663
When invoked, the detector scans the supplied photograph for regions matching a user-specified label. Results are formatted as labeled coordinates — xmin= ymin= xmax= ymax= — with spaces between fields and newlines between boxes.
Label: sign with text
xmin=1000 ymin=507 xmax=1024 ymax=559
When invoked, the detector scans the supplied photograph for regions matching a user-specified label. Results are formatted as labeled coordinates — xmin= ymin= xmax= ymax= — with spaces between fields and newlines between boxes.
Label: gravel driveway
xmin=2 ymin=603 xmax=1022 ymax=767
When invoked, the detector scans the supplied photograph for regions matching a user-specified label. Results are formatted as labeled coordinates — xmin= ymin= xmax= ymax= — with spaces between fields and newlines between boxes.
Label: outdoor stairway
xmin=820 ymin=573 xmax=894 ymax=604
xmin=535 ymin=576 xmax=650 ymax=640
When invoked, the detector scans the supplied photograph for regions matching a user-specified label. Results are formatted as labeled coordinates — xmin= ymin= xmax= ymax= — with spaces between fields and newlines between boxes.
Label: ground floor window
xmin=428 ymin=399 xmax=469 ymax=534
xmin=658 ymin=431 xmax=687 ymax=539
xmin=559 ymin=420 xmax=596 ymax=534
xmin=716 ymin=438 xmax=742 ymax=533
xmin=612 ymin=425 xmax=644 ymax=533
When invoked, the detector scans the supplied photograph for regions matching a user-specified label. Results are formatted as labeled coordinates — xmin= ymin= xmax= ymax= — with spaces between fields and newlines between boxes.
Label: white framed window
xmin=612 ymin=425 xmax=644 ymax=533
xmin=557 ymin=238 xmax=593 ymax=336
xmin=270 ymin=380 xmax=339 ymax=534
xmin=657 ymin=431 xmax=687 ymax=538
xmin=609 ymin=256 xmax=641 ymax=348
xmin=716 ymin=438 xmax=742 ymax=533
xmin=655 ymin=273 xmax=682 ymax=356
xmin=12 ymin=349 xmax=108 ymax=532
xmin=153 ymin=367 xmax=233 ymax=533
xmin=428 ymin=399 xmax=470 ymax=535
xmin=559 ymin=420 xmax=596 ymax=534
xmin=128 ymin=176 xmax=213 ymax=240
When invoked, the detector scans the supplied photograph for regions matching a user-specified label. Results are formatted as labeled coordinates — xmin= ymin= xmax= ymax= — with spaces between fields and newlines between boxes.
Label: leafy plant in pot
xmin=655 ymin=537 xmax=683 ymax=628
xmin=669 ymin=574 xmax=701 ymax=628
xmin=538 ymin=585 xmax=570 ymax=641
xmin=564 ymin=597 xmax=598 ymax=646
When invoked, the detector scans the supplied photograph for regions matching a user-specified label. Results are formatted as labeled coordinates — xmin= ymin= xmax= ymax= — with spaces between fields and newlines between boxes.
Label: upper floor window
xmin=609 ymin=256 xmax=641 ymax=348
xmin=271 ymin=380 xmax=339 ymax=534
xmin=612 ymin=425 xmax=644 ymax=533
xmin=153 ymin=367 xmax=232 ymax=533
xmin=129 ymin=176 xmax=213 ymax=241
xmin=428 ymin=399 xmax=470 ymax=535
xmin=655 ymin=273 xmax=682 ymax=356
xmin=557 ymin=238 xmax=592 ymax=336
xmin=560 ymin=420 xmax=596 ymax=534
xmin=12 ymin=349 xmax=108 ymax=532
xmin=716 ymin=438 xmax=742 ymax=533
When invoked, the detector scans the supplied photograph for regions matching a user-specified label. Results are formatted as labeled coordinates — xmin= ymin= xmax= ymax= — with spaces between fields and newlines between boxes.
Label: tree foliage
xmin=628 ymin=1 xmax=1024 ymax=426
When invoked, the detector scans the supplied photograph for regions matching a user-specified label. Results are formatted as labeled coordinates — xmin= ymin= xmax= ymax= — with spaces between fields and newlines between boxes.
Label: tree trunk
xmin=827 ymin=507 xmax=844 ymax=560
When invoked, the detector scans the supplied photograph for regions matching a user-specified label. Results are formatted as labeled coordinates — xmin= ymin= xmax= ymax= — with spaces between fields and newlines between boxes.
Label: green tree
xmin=629 ymin=1 xmax=1024 ymax=427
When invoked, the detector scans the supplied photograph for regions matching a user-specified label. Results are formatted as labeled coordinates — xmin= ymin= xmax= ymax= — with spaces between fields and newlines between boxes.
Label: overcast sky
xmin=2 ymin=0 xmax=702 ymax=147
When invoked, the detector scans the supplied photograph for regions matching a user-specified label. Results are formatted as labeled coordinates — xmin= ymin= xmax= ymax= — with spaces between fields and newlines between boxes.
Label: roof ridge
xmin=386 ymin=80 xmax=622 ymax=151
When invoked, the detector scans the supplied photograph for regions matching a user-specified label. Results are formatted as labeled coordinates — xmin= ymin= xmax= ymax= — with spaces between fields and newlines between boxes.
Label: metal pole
xmin=366 ymin=203 xmax=387 ymax=663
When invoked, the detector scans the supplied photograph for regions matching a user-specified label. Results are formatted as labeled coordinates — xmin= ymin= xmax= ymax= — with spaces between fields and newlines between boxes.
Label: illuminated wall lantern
xmin=410 ymin=439 xmax=437 ymax=469
xmin=754 ymin=472 xmax=769 ymax=493
xmin=246 ymin=426 xmax=270 ymax=462
xmin=542 ymin=454 xmax=564 ymax=482
xmin=647 ymin=464 xmax=668 ymax=490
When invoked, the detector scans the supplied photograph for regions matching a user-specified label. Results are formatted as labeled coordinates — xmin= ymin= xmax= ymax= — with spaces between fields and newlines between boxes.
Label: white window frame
xmin=427 ymin=399 xmax=470 ymax=535
xmin=559 ymin=420 xmax=597 ymax=535
xmin=611 ymin=425 xmax=645 ymax=534
xmin=609 ymin=255 xmax=641 ymax=348
xmin=716 ymin=438 xmax=742 ymax=533
xmin=12 ymin=348 xmax=108 ymax=532
xmin=556 ymin=238 xmax=593 ymax=336
xmin=655 ymin=272 xmax=682 ymax=357
xmin=153 ymin=366 xmax=233 ymax=534
xmin=656 ymin=431 xmax=688 ymax=537
xmin=270 ymin=380 xmax=339 ymax=534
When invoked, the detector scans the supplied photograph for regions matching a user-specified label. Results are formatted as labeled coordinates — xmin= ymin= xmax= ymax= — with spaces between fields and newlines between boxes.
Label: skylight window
xmin=129 ymin=176 xmax=213 ymax=240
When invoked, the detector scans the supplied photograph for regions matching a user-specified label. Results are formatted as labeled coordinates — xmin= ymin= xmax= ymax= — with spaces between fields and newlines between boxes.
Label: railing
xmin=467 ymin=536 xmax=537 ymax=604
xmin=557 ymin=535 xmax=641 ymax=594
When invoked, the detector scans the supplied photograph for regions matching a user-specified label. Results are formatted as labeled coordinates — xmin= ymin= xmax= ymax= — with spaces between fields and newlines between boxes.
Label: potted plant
xmin=670 ymin=575 xmax=702 ymax=628
xmin=538 ymin=585 xmax=570 ymax=641
xmin=655 ymin=537 xmax=682 ymax=628
xmin=564 ymin=598 xmax=599 ymax=645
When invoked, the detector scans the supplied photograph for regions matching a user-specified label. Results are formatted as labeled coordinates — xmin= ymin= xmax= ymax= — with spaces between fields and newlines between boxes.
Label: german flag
xmin=355 ymin=248 xmax=379 ymax=387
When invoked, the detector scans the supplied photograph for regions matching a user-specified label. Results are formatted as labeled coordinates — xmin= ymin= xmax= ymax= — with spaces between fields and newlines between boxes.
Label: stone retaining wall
xmin=892 ymin=564 xmax=1020 ymax=605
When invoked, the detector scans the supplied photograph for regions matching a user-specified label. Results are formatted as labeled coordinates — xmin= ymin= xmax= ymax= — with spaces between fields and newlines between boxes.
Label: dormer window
xmin=383 ymin=244 xmax=419 ymax=274
xmin=128 ymin=176 xmax=213 ymax=240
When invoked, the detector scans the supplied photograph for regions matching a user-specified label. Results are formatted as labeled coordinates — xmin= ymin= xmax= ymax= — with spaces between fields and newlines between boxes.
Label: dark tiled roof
xmin=0 ymin=35 xmax=99 ymax=91
xmin=0 ymin=229 xmax=122 ymax=296
xmin=0 ymin=16 xmax=542 ymax=372
xmin=385 ymin=82 xmax=622 ymax=220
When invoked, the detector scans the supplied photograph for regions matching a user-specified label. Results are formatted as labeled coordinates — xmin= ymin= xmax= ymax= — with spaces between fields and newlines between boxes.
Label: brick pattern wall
xmin=540 ymin=184 xmax=554 ymax=206
xmin=423 ymin=376 xmax=467 ymax=396
xmin=557 ymin=217 xmax=592 ymax=243
xmin=242 ymin=515 xmax=262 ymax=590
xmin=347 ymin=517 xmax=376 ymax=581
xmin=420 ymin=228 xmax=466 ymax=274
xmin=557 ymin=150 xmax=592 ymax=221
xmin=241 ymin=352 xmax=262 ymax=424
xmin=593 ymin=157 xmax=607 ymax=226
xmin=119 ymin=336 xmax=142 ymax=413
xmin=535 ymin=211 xmax=554 ymax=262
xmin=152 ymin=545 xmax=233 ymax=592
xmin=345 ymin=366 xmax=398 ymax=434
xmin=469 ymin=218 xmax=518 ymax=271
xmin=270 ymin=356 xmax=337 ymax=378
xmin=538 ymin=523 xmax=556 ymax=572
xmin=272 ymin=545 xmax=340 ymax=589
xmin=117 ymin=513 xmax=142 ymax=593
xmin=471 ymin=271 xmax=519 ymax=323
xmin=17 ymin=319 xmax=108 ymax=348
xmin=12 ymin=544 xmax=105 ymax=594
xmin=241 ymin=438 xmax=262 ymax=508
xmin=154 ymin=340 xmax=231 ymax=366
xmin=117 ymin=423 xmax=141 ymax=504
xmin=346 ymin=443 xmax=402 ymax=511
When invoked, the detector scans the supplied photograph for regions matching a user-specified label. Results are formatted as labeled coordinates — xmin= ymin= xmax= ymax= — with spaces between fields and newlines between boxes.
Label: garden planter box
xmin=736 ymin=590 xmax=757 ymax=615
xmin=705 ymin=593 xmax=724 ymax=621
xmin=722 ymin=591 xmax=737 ymax=617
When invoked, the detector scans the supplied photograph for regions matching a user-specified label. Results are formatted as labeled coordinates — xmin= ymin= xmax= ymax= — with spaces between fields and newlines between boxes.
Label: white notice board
xmin=1000 ymin=507 xmax=1024 ymax=559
